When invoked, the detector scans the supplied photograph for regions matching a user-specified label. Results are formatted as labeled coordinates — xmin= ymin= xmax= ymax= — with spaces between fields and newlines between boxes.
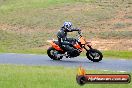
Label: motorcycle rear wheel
xmin=47 ymin=47 xmax=63 ymax=60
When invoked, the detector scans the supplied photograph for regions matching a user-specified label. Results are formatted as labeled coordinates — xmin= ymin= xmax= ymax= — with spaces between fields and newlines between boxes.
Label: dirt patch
xmin=96 ymin=10 xmax=132 ymax=32
xmin=91 ymin=39 xmax=132 ymax=51
xmin=0 ymin=23 xmax=34 ymax=33
xmin=50 ymin=3 xmax=95 ymax=11
xmin=0 ymin=23 xmax=56 ymax=34
xmin=38 ymin=38 xmax=132 ymax=51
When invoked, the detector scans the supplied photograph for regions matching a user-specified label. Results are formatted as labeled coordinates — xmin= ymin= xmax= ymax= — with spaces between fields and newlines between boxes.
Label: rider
xmin=57 ymin=22 xmax=80 ymax=57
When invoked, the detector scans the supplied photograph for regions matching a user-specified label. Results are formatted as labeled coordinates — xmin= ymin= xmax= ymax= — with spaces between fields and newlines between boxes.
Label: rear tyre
xmin=86 ymin=49 xmax=103 ymax=62
xmin=47 ymin=47 xmax=63 ymax=60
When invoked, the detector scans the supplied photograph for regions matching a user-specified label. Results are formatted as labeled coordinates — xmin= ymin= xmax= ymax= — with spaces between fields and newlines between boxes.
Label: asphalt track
xmin=0 ymin=53 xmax=132 ymax=72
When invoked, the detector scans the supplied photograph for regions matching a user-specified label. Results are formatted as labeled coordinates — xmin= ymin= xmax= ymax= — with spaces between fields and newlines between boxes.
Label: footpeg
xmin=65 ymin=52 xmax=70 ymax=58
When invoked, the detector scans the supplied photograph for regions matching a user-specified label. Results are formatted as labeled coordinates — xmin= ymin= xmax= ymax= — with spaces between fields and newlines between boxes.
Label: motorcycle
xmin=47 ymin=31 xmax=103 ymax=62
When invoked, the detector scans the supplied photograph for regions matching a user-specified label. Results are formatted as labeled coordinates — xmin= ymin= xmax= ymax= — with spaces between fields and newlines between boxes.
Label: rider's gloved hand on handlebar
xmin=75 ymin=28 xmax=81 ymax=31
xmin=71 ymin=28 xmax=81 ymax=32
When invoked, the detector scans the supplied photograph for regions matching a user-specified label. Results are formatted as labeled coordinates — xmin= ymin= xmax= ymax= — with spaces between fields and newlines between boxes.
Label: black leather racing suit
xmin=57 ymin=27 xmax=79 ymax=54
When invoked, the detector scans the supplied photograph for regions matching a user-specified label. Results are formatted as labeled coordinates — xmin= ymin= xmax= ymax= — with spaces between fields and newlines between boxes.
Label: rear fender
xmin=47 ymin=40 xmax=63 ymax=51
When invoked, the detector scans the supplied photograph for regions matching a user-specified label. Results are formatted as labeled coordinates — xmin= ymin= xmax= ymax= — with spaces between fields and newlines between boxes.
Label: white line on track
xmin=120 ymin=59 xmax=126 ymax=61
xmin=102 ymin=69 xmax=127 ymax=73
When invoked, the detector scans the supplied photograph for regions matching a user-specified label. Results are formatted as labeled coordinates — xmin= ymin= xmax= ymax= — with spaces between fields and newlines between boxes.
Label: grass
xmin=0 ymin=48 xmax=132 ymax=59
xmin=0 ymin=0 xmax=113 ymax=28
xmin=80 ymin=50 xmax=132 ymax=59
xmin=0 ymin=48 xmax=47 ymax=54
xmin=0 ymin=0 xmax=123 ymax=30
xmin=125 ymin=15 xmax=132 ymax=19
xmin=98 ymin=31 xmax=132 ymax=39
xmin=103 ymin=50 xmax=132 ymax=59
xmin=0 ymin=30 xmax=49 ymax=50
xmin=0 ymin=65 xmax=131 ymax=88
xmin=0 ymin=0 xmax=132 ymax=57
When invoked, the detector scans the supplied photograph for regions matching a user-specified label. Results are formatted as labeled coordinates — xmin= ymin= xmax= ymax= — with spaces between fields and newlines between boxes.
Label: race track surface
xmin=0 ymin=53 xmax=132 ymax=72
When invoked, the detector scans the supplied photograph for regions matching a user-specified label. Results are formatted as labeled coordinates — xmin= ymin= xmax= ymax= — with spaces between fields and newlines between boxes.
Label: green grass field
xmin=103 ymin=51 xmax=132 ymax=59
xmin=0 ymin=65 xmax=131 ymax=88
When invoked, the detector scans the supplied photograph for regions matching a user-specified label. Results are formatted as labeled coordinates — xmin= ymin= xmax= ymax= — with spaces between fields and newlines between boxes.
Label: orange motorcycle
xmin=47 ymin=31 xmax=103 ymax=62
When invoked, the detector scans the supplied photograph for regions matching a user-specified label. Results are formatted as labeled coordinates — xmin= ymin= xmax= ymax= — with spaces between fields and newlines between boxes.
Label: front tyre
xmin=86 ymin=49 xmax=103 ymax=62
xmin=47 ymin=47 xmax=63 ymax=60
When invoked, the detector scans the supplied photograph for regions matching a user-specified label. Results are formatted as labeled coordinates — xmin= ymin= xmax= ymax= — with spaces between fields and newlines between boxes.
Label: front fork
xmin=83 ymin=45 xmax=92 ymax=52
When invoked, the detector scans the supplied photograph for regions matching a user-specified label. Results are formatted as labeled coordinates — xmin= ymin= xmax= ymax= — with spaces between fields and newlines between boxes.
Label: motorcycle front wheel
xmin=47 ymin=47 xmax=63 ymax=60
xmin=86 ymin=49 xmax=103 ymax=62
